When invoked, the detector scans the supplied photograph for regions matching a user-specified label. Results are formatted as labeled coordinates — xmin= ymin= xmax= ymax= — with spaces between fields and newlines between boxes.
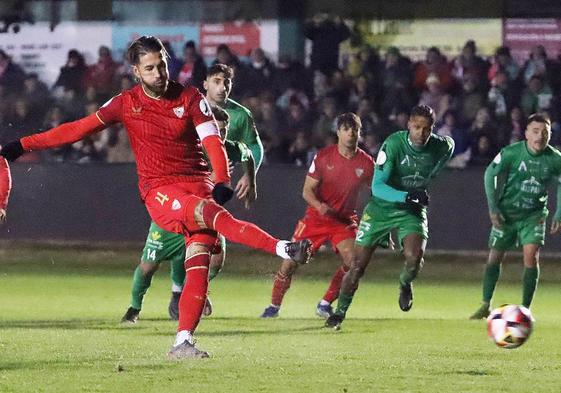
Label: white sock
xmin=276 ymin=240 xmax=291 ymax=259
xmin=319 ymin=299 xmax=330 ymax=306
xmin=171 ymin=283 xmax=183 ymax=293
xmin=174 ymin=330 xmax=193 ymax=346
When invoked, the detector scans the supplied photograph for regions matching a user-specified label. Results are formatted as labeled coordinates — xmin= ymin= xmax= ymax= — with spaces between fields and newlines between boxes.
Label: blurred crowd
xmin=2 ymin=16 xmax=561 ymax=168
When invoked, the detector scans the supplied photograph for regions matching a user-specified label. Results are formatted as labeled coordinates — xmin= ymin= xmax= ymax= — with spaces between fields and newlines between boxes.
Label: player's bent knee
xmin=192 ymin=199 xmax=230 ymax=230
xmin=139 ymin=262 xmax=159 ymax=276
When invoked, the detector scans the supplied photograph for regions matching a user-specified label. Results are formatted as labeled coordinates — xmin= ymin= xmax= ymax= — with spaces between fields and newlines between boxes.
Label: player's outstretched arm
xmin=551 ymin=177 xmax=561 ymax=234
xmin=0 ymin=157 xmax=11 ymax=223
xmin=0 ymin=113 xmax=106 ymax=162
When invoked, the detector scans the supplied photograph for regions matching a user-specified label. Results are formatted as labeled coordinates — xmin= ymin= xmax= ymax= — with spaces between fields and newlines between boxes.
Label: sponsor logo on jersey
xmin=151 ymin=231 xmax=162 ymax=241
xmin=199 ymin=98 xmax=212 ymax=116
xmin=327 ymin=164 xmax=335 ymax=170
xmin=400 ymin=155 xmax=411 ymax=166
xmin=355 ymin=168 xmax=364 ymax=177
xmin=173 ymin=106 xmax=184 ymax=118
xmin=172 ymin=199 xmax=182 ymax=210
xmin=132 ymin=106 xmax=142 ymax=114
xmin=518 ymin=161 xmax=527 ymax=172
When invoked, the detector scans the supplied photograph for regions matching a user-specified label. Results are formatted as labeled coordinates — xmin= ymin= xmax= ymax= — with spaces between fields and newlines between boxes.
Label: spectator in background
xmin=498 ymin=106 xmax=526 ymax=145
xmin=488 ymin=46 xmax=520 ymax=85
xmin=279 ymin=99 xmax=314 ymax=156
xmin=84 ymin=45 xmax=119 ymax=102
xmin=0 ymin=49 xmax=25 ymax=93
xmin=119 ymin=74 xmax=135 ymax=92
xmin=348 ymin=74 xmax=373 ymax=111
xmin=162 ymin=41 xmax=182 ymax=81
xmin=522 ymin=45 xmax=551 ymax=85
xmin=41 ymin=106 xmax=75 ymax=162
xmin=469 ymin=107 xmax=498 ymax=165
xmin=345 ymin=45 xmax=380 ymax=82
xmin=272 ymin=55 xmax=311 ymax=98
xmin=379 ymin=47 xmax=414 ymax=120
xmin=71 ymin=101 xmax=109 ymax=163
xmin=487 ymin=70 xmax=519 ymax=122
xmin=435 ymin=110 xmax=471 ymax=169
xmin=455 ymin=74 xmax=485 ymax=126
xmin=418 ymin=73 xmax=451 ymax=123
xmin=56 ymin=88 xmax=85 ymax=120
xmin=22 ymin=73 xmax=51 ymax=123
xmin=177 ymin=40 xmax=207 ymax=90
xmin=288 ymin=131 xmax=313 ymax=167
xmin=360 ymin=133 xmax=381 ymax=157
xmin=356 ymin=97 xmax=382 ymax=137
xmin=212 ymin=43 xmax=241 ymax=68
xmin=312 ymin=96 xmax=339 ymax=147
xmin=303 ymin=12 xmax=350 ymax=76
xmin=246 ymin=48 xmax=275 ymax=94
xmin=414 ymin=47 xmax=453 ymax=92
xmin=451 ymin=40 xmax=489 ymax=90
xmin=520 ymin=75 xmax=553 ymax=117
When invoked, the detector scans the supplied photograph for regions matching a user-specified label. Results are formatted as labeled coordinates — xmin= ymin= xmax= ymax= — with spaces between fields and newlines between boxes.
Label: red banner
xmin=503 ymin=19 xmax=561 ymax=63
xmin=199 ymin=22 xmax=260 ymax=59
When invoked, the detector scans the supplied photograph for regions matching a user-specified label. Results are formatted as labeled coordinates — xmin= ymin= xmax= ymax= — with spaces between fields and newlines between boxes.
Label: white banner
xmin=0 ymin=22 xmax=112 ymax=87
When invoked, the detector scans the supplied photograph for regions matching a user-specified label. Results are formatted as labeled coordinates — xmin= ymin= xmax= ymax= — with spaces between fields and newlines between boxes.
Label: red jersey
xmin=306 ymin=144 xmax=374 ymax=222
xmin=0 ymin=157 xmax=11 ymax=210
xmin=97 ymin=81 xmax=219 ymax=198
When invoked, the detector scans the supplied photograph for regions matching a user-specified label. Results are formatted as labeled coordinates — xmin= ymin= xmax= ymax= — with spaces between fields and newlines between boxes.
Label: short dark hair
xmin=207 ymin=63 xmax=233 ymax=79
xmin=127 ymin=36 xmax=168 ymax=65
xmin=211 ymin=105 xmax=230 ymax=124
xmin=336 ymin=112 xmax=362 ymax=132
xmin=410 ymin=105 xmax=435 ymax=126
xmin=528 ymin=113 xmax=551 ymax=127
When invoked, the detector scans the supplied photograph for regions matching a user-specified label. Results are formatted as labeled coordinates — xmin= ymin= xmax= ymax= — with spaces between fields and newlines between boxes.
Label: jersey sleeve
xmin=97 ymin=94 xmax=124 ymax=125
xmin=428 ymin=136 xmax=455 ymax=180
xmin=240 ymin=112 xmax=264 ymax=170
xmin=224 ymin=140 xmax=250 ymax=164
xmin=484 ymin=148 xmax=512 ymax=214
xmin=307 ymin=153 xmax=323 ymax=182
xmin=187 ymin=89 xmax=220 ymax=141
xmin=0 ymin=157 xmax=11 ymax=210
xmin=372 ymin=139 xmax=408 ymax=203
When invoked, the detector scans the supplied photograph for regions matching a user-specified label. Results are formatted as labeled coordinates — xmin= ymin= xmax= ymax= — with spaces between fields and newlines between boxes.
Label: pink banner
xmin=503 ymin=19 xmax=561 ymax=63
xmin=199 ymin=22 xmax=260 ymax=59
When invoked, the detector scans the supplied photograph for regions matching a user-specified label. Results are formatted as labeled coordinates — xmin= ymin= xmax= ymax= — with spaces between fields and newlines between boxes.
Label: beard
xmin=142 ymin=79 xmax=168 ymax=97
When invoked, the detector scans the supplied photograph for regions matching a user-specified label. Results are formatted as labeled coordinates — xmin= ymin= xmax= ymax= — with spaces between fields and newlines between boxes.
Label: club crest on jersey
xmin=172 ymin=199 xmax=182 ymax=210
xmin=173 ymin=106 xmax=184 ymax=118
xmin=199 ymin=98 xmax=212 ymax=116
xmin=355 ymin=168 xmax=364 ymax=177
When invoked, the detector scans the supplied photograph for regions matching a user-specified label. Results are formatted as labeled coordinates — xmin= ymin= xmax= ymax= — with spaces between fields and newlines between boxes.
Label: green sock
xmin=170 ymin=258 xmax=185 ymax=290
xmin=334 ymin=292 xmax=354 ymax=316
xmin=208 ymin=266 xmax=221 ymax=281
xmin=482 ymin=263 xmax=501 ymax=304
xmin=399 ymin=264 xmax=419 ymax=286
xmin=130 ymin=266 xmax=152 ymax=310
xmin=522 ymin=266 xmax=539 ymax=308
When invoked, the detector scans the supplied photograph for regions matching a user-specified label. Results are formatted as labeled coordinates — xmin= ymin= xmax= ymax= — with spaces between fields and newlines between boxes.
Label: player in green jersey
xmin=121 ymin=101 xmax=257 ymax=323
xmin=325 ymin=105 xmax=454 ymax=329
xmin=469 ymin=113 xmax=561 ymax=319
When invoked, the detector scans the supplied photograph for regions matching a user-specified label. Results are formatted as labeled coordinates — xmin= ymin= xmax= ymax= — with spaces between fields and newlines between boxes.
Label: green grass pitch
xmin=1 ymin=245 xmax=560 ymax=392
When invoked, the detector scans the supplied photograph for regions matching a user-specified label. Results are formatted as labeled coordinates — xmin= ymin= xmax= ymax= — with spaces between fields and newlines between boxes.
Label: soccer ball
xmin=487 ymin=304 xmax=534 ymax=349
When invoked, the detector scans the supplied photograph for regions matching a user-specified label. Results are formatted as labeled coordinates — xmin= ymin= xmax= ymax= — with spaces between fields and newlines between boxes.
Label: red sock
xmin=321 ymin=264 xmax=349 ymax=304
xmin=177 ymin=253 xmax=210 ymax=332
xmin=271 ymin=271 xmax=292 ymax=307
xmin=208 ymin=206 xmax=279 ymax=255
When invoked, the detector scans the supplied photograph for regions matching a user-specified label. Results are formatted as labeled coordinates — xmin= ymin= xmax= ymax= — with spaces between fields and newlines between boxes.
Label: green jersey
xmin=224 ymin=98 xmax=263 ymax=169
xmin=372 ymin=131 xmax=454 ymax=210
xmin=485 ymin=141 xmax=561 ymax=221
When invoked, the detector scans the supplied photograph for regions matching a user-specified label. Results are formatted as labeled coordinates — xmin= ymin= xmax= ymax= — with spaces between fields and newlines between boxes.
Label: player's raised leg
xmin=326 ymin=244 xmax=376 ymax=329
xmin=470 ymin=249 xmax=505 ymax=319
xmin=521 ymin=243 xmax=540 ymax=308
xmin=317 ymin=238 xmax=354 ymax=318
xmin=398 ymin=234 xmax=426 ymax=312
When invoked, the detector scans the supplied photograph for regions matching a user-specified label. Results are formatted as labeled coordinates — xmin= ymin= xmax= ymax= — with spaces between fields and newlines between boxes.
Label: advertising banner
xmin=199 ymin=21 xmax=261 ymax=59
xmin=347 ymin=18 xmax=502 ymax=61
xmin=503 ymin=19 xmax=561 ymax=63
xmin=0 ymin=22 xmax=111 ymax=86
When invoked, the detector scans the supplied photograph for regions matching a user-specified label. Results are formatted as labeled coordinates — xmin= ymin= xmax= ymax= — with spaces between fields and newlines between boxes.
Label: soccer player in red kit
xmin=0 ymin=156 xmax=12 ymax=222
xmin=0 ymin=36 xmax=311 ymax=359
xmin=260 ymin=113 xmax=374 ymax=318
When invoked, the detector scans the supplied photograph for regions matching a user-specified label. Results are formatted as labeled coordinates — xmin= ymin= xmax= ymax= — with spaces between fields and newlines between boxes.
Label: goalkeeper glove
xmin=212 ymin=183 xmax=234 ymax=205
xmin=405 ymin=188 xmax=429 ymax=207
xmin=0 ymin=140 xmax=24 ymax=162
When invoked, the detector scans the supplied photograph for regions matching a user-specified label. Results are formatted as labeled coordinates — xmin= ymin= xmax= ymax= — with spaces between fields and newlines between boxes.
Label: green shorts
xmin=141 ymin=222 xmax=227 ymax=264
xmin=141 ymin=222 xmax=185 ymax=264
xmin=355 ymin=199 xmax=428 ymax=248
xmin=488 ymin=212 xmax=546 ymax=250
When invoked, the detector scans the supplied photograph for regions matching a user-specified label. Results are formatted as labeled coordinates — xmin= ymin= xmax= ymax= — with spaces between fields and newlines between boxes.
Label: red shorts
xmin=144 ymin=181 xmax=219 ymax=247
xmin=292 ymin=214 xmax=357 ymax=254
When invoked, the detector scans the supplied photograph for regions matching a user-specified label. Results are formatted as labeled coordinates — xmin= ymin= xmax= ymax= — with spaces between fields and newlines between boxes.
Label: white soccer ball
xmin=487 ymin=304 xmax=534 ymax=349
